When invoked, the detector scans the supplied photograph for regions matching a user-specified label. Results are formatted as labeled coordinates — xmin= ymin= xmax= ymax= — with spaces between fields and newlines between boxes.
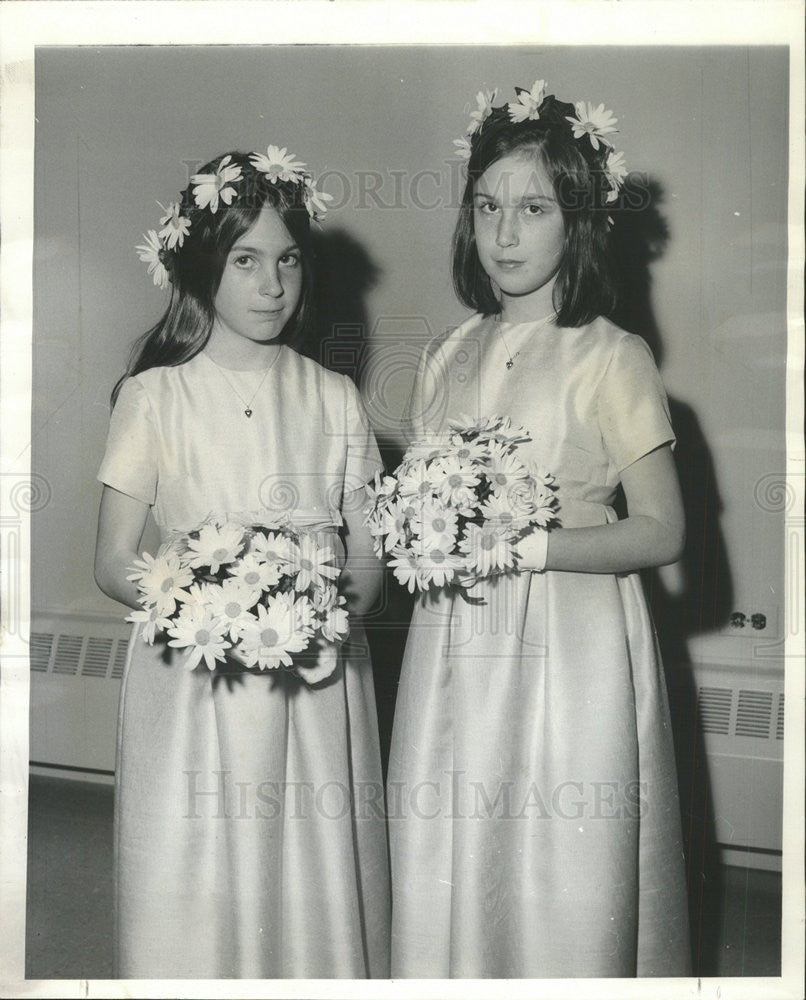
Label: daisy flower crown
xmin=136 ymin=145 xmax=333 ymax=290
xmin=453 ymin=80 xmax=628 ymax=210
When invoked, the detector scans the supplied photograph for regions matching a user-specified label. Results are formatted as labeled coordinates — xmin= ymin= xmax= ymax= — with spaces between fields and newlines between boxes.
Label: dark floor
xmin=25 ymin=774 xmax=783 ymax=981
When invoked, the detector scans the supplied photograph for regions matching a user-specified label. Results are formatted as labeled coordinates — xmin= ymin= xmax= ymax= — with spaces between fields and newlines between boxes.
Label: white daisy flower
xmin=447 ymin=414 xmax=509 ymax=439
xmin=250 ymin=145 xmax=307 ymax=184
xmin=135 ymin=230 xmax=169 ymax=290
xmin=157 ymin=201 xmax=191 ymax=250
xmin=302 ymin=177 xmax=333 ymax=220
xmin=126 ymin=605 xmax=173 ymax=645
xmin=525 ymin=485 xmax=559 ymax=527
xmin=186 ymin=521 xmax=246 ymax=573
xmin=206 ymin=581 xmax=260 ymax=639
xmin=433 ymin=455 xmax=481 ymax=508
xmin=178 ymin=581 xmax=216 ymax=617
xmin=288 ymin=534 xmax=339 ymax=592
xmin=453 ymin=136 xmax=472 ymax=159
xmin=311 ymin=583 xmax=340 ymax=615
xmin=605 ymin=149 xmax=628 ymax=185
xmin=459 ymin=522 xmax=517 ymax=577
xmin=321 ymin=603 xmax=349 ymax=643
xmin=366 ymin=471 xmax=399 ymax=504
xmin=448 ymin=432 xmax=491 ymax=465
xmin=604 ymin=149 xmax=628 ymax=204
xmin=387 ymin=545 xmax=422 ymax=594
xmin=190 ymin=154 xmax=242 ymax=214
xmin=485 ymin=443 xmax=532 ymax=496
xmin=479 ymin=491 xmax=532 ymax=532
xmin=410 ymin=540 xmax=463 ymax=589
xmin=507 ymin=79 xmax=547 ymax=123
xmin=168 ymin=610 xmax=231 ymax=671
xmin=292 ymin=593 xmax=317 ymax=635
xmin=238 ymin=595 xmax=311 ymax=671
xmin=411 ymin=498 xmax=460 ymax=552
xmin=250 ymin=529 xmax=294 ymax=567
xmin=565 ymin=101 xmax=619 ymax=150
xmin=127 ymin=550 xmax=194 ymax=614
xmin=398 ymin=459 xmax=438 ymax=502
xmin=467 ymin=89 xmax=497 ymax=134
xmin=227 ymin=553 xmax=283 ymax=592
xmin=404 ymin=433 xmax=451 ymax=463
xmin=373 ymin=498 xmax=420 ymax=554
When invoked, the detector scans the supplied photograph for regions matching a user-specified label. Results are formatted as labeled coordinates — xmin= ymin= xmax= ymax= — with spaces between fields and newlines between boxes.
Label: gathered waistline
xmin=157 ymin=507 xmax=343 ymax=541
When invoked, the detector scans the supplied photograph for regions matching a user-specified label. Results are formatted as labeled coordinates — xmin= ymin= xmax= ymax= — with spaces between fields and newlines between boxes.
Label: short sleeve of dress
xmin=97 ymin=377 xmax=158 ymax=505
xmin=597 ymin=333 xmax=675 ymax=474
xmin=342 ymin=376 xmax=383 ymax=494
xmin=401 ymin=331 xmax=451 ymax=442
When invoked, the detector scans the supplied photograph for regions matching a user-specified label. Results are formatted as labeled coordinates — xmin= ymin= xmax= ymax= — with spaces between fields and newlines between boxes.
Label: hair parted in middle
xmin=451 ymin=84 xmax=624 ymax=327
xmin=115 ymin=148 xmax=326 ymax=405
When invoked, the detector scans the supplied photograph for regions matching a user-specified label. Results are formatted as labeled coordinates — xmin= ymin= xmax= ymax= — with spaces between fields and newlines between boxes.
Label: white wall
xmin=33 ymin=45 xmax=789 ymax=668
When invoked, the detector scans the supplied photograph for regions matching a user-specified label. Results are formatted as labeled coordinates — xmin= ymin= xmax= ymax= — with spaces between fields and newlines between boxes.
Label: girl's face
xmin=473 ymin=152 xmax=565 ymax=319
xmin=211 ymin=206 xmax=303 ymax=351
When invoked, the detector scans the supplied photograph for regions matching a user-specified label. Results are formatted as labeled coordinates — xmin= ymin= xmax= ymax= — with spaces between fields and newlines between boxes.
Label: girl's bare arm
xmin=544 ymin=444 xmax=685 ymax=574
xmin=94 ymin=485 xmax=151 ymax=609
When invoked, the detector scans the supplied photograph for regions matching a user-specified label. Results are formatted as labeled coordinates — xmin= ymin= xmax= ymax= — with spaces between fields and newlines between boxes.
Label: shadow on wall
xmin=304 ymin=228 xmax=413 ymax=776
xmin=611 ymin=176 xmax=736 ymax=975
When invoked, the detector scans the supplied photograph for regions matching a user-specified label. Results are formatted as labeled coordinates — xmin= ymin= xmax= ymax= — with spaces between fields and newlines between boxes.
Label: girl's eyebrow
xmin=230 ymin=241 xmax=300 ymax=254
xmin=473 ymin=190 xmax=556 ymax=204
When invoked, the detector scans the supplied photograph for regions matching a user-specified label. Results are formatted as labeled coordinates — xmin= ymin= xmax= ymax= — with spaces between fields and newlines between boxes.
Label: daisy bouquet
xmin=364 ymin=415 xmax=559 ymax=596
xmin=125 ymin=515 xmax=348 ymax=682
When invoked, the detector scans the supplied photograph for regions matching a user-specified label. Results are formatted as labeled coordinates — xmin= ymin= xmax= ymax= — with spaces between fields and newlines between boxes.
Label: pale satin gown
xmin=99 ymin=346 xmax=390 ymax=978
xmin=388 ymin=313 xmax=691 ymax=978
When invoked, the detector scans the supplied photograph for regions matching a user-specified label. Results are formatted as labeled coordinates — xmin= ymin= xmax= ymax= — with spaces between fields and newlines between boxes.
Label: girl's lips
xmin=495 ymin=259 xmax=525 ymax=269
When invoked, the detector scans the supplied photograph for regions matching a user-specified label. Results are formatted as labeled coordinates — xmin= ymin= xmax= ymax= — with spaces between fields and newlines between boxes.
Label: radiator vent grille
xmin=698 ymin=686 xmax=733 ymax=734
xmin=111 ymin=640 xmax=129 ymax=680
xmin=776 ymin=694 xmax=785 ymax=740
xmin=53 ymin=634 xmax=83 ymax=675
xmin=82 ymin=637 xmax=115 ymax=678
xmin=735 ymin=689 xmax=774 ymax=739
xmin=30 ymin=629 xmax=130 ymax=681
xmin=30 ymin=633 xmax=53 ymax=672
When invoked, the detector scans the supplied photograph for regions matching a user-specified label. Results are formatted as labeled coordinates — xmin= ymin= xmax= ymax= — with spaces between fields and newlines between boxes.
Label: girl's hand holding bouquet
xmin=363 ymin=415 xmax=559 ymax=597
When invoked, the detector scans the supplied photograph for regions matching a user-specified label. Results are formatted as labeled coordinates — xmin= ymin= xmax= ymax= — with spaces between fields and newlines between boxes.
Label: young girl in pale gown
xmin=95 ymin=146 xmax=390 ymax=978
xmin=388 ymin=80 xmax=691 ymax=978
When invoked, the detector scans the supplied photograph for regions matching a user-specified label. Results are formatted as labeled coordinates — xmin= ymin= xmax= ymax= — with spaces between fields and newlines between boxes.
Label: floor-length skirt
xmin=388 ymin=565 xmax=690 ymax=978
xmin=115 ymin=625 xmax=390 ymax=978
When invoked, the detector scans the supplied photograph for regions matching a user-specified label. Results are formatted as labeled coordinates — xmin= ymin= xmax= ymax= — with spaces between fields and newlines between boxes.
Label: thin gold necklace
xmin=205 ymin=350 xmax=280 ymax=418
xmin=496 ymin=312 xmax=556 ymax=370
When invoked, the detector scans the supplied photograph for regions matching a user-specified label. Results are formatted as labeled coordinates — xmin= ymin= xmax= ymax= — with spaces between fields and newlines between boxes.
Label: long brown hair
xmin=451 ymin=102 xmax=618 ymax=327
xmin=112 ymin=152 xmax=315 ymax=406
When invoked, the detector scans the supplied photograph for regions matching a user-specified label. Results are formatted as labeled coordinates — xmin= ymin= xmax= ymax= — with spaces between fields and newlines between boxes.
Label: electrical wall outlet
xmin=721 ymin=605 xmax=779 ymax=638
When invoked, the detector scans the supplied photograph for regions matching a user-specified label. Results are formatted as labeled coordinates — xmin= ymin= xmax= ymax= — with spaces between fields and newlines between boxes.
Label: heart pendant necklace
xmin=206 ymin=350 xmax=279 ymax=417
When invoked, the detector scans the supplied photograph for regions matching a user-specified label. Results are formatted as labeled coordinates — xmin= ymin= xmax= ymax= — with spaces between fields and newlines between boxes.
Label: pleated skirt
xmin=114 ymin=625 xmax=390 ymax=979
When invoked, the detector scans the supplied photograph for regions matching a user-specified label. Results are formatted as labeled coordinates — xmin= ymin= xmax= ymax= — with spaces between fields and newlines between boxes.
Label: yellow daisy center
xmin=261 ymin=628 xmax=279 ymax=647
